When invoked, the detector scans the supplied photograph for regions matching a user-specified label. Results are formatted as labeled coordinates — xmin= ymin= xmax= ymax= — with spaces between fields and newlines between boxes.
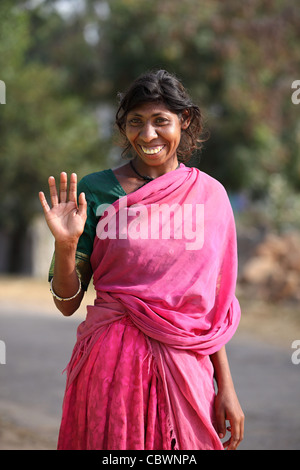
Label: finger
xmin=48 ymin=176 xmax=58 ymax=206
xmin=216 ymin=411 xmax=226 ymax=440
xmin=239 ymin=415 xmax=245 ymax=443
xmin=68 ymin=172 xmax=78 ymax=203
xmin=39 ymin=191 xmax=50 ymax=215
xmin=226 ymin=436 xmax=240 ymax=450
xmin=225 ymin=421 xmax=243 ymax=450
xmin=59 ymin=172 xmax=68 ymax=203
xmin=78 ymin=192 xmax=87 ymax=218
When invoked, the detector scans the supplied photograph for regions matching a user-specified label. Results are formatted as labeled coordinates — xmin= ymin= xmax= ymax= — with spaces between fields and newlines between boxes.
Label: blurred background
xmin=0 ymin=0 xmax=299 ymax=450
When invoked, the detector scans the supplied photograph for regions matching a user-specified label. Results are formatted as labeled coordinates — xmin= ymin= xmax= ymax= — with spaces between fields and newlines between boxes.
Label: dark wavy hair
xmin=115 ymin=70 xmax=207 ymax=162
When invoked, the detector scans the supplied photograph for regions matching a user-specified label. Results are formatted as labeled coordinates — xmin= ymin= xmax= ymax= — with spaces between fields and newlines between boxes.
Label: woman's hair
xmin=115 ymin=70 xmax=207 ymax=162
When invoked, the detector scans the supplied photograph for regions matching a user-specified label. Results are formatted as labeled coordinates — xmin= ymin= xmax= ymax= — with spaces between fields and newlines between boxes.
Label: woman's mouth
xmin=140 ymin=145 xmax=165 ymax=155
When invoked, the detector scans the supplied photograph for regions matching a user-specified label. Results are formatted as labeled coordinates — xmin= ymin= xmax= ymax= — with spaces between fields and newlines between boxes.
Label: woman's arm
xmin=210 ymin=345 xmax=244 ymax=450
xmin=39 ymin=172 xmax=87 ymax=316
xmin=51 ymin=240 xmax=85 ymax=316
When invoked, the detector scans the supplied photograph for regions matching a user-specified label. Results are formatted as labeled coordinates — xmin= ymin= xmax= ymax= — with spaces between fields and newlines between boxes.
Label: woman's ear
xmin=181 ymin=109 xmax=191 ymax=130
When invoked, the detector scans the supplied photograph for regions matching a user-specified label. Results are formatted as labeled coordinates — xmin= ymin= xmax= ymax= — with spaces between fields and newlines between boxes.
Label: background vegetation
xmin=0 ymin=0 xmax=299 ymax=272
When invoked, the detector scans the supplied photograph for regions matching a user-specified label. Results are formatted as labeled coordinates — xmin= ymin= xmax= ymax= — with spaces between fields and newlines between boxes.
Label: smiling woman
xmin=116 ymin=69 xmax=205 ymax=162
xmin=125 ymin=102 xmax=185 ymax=176
xmin=40 ymin=69 xmax=244 ymax=451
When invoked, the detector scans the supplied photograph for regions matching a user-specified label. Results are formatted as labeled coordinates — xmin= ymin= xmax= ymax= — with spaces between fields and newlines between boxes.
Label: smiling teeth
xmin=141 ymin=145 xmax=164 ymax=155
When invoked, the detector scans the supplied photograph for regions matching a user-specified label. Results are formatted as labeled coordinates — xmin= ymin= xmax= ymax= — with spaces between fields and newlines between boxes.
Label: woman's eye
xmin=129 ymin=119 xmax=141 ymax=125
xmin=127 ymin=117 xmax=169 ymax=126
xmin=156 ymin=118 xmax=168 ymax=124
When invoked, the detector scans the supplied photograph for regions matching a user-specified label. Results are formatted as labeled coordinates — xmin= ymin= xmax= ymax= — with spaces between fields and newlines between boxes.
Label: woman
xmin=39 ymin=70 xmax=244 ymax=450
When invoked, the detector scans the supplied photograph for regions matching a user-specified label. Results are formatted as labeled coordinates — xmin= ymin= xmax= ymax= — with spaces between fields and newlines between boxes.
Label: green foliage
xmin=0 ymin=2 xmax=102 ymax=234
xmin=77 ymin=0 xmax=300 ymax=196
xmin=1 ymin=0 xmax=299 ymax=268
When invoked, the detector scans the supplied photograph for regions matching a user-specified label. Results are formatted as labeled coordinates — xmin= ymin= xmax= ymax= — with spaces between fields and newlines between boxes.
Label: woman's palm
xmin=39 ymin=172 xmax=87 ymax=244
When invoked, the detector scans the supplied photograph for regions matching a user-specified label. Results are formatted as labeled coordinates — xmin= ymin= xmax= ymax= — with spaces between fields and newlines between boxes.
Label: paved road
xmin=0 ymin=306 xmax=299 ymax=450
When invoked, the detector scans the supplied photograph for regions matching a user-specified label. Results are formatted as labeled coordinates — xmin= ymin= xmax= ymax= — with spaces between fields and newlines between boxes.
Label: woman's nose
xmin=139 ymin=122 xmax=158 ymax=141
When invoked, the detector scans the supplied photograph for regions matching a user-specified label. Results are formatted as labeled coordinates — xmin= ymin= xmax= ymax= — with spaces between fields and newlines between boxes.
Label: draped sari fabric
xmin=59 ymin=165 xmax=240 ymax=450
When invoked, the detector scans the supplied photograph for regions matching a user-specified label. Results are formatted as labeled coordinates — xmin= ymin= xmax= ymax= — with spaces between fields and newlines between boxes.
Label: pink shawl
xmin=67 ymin=164 xmax=240 ymax=450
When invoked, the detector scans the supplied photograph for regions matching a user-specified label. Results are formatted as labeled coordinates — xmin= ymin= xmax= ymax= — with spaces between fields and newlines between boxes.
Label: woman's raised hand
xmin=39 ymin=172 xmax=87 ymax=245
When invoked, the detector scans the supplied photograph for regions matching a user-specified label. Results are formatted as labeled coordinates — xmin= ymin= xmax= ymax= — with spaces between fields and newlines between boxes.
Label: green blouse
xmin=48 ymin=169 xmax=127 ymax=291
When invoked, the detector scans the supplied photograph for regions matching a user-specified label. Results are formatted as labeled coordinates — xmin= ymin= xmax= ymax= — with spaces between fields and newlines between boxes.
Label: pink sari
xmin=57 ymin=165 xmax=240 ymax=450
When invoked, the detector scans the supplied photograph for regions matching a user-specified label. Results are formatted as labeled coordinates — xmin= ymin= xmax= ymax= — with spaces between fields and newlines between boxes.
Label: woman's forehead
xmin=128 ymin=101 xmax=175 ymax=116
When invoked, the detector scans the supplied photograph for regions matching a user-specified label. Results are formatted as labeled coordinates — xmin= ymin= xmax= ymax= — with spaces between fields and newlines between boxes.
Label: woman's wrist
xmin=210 ymin=346 xmax=235 ymax=391
xmin=50 ymin=277 xmax=81 ymax=302
xmin=52 ymin=240 xmax=79 ymax=298
xmin=54 ymin=239 xmax=78 ymax=254
xmin=215 ymin=374 xmax=235 ymax=394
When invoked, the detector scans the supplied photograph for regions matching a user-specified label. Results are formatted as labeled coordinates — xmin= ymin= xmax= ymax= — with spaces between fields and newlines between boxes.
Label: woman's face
xmin=125 ymin=101 xmax=189 ymax=168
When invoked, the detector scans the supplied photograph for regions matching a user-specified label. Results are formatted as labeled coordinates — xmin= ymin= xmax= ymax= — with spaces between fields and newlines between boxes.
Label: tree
xmin=21 ymin=0 xmax=300 ymax=196
xmin=52 ymin=0 xmax=298 ymax=195
xmin=1 ymin=0 xmax=299 ymax=273
xmin=0 ymin=2 xmax=102 ymax=272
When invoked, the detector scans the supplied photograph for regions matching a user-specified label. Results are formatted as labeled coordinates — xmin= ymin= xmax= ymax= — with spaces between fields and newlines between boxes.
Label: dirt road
xmin=0 ymin=277 xmax=299 ymax=450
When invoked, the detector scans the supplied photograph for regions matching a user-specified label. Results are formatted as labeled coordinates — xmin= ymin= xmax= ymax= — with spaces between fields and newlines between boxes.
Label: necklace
xmin=130 ymin=160 xmax=154 ymax=182
xmin=129 ymin=160 xmax=180 ymax=184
